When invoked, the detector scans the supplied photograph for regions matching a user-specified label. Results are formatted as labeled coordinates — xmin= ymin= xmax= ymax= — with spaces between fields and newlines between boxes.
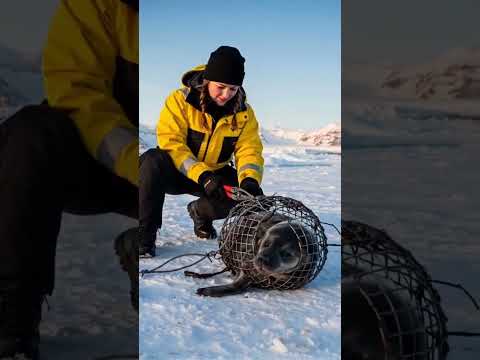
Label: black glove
xmin=199 ymin=171 xmax=228 ymax=202
xmin=240 ymin=178 xmax=263 ymax=197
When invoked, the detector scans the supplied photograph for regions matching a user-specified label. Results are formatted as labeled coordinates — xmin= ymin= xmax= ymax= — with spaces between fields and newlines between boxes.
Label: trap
xmin=219 ymin=195 xmax=329 ymax=290
xmin=342 ymin=220 xmax=449 ymax=360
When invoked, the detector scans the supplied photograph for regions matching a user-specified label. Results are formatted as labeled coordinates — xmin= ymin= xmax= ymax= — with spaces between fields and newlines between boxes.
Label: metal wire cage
xmin=341 ymin=220 xmax=449 ymax=360
xmin=219 ymin=195 xmax=328 ymax=290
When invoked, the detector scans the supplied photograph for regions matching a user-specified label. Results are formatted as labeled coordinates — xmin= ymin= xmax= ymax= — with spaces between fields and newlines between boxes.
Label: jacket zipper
xmin=202 ymin=115 xmax=228 ymax=162
xmin=202 ymin=114 xmax=215 ymax=161
xmin=202 ymin=132 xmax=213 ymax=162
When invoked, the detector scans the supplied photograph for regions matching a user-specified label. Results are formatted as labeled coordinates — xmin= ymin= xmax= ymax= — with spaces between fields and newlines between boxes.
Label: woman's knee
xmin=4 ymin=105 xmax=73 ymax=147
xmin=0 ymin=106 xmax=83 ymax=181
xmin=140 ymin=148 xmax=175 ymax=174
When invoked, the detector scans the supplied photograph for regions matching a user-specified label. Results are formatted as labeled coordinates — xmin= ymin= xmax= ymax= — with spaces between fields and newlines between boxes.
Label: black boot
xmin=114 ymin=228 xmax=140 ymax=312
xmin=138 ymin=226 xmax=156 ymax=258
xmin=0 ymin=286 xmax=42 ymax=360
xmin=187 ymin=201 xmax=217 ymax=239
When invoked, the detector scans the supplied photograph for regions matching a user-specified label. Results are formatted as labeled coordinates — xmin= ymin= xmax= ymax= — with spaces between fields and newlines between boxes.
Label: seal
xmin=185 ymin=213 xmax=309 ymax=297
xmin=342 ymin=275 xmax=426 ymax=360
xmin=253 ymin=220 xmax=303 ymax=279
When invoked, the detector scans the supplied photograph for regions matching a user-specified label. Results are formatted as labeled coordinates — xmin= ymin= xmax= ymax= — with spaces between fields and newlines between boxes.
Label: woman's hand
xmin=199 ymin=172 xmax=228 ymax=202
xmin=240 ymin=178 xmax=263 ymax=197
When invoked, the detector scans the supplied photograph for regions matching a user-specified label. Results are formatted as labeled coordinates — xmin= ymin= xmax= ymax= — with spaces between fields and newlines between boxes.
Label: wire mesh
xmin=219 ymin=195 xmax=328 ymax=290
xmin=342 ymin=220 xmax=449 ymax=360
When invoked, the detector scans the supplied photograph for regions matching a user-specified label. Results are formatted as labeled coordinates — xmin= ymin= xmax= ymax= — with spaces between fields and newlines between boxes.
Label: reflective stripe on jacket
xmin=43 ymin=0 xmax=139 ymax=186
xmin=157 ymin=65 xmax=264 ymax=185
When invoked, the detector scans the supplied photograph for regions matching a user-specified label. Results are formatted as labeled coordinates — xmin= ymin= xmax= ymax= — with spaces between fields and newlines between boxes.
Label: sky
xmin=343 ymin=0 xmax=480 ymax=65
xmin=140 ymin=0 xmax=341 ymax=130
xmin=0 ymin=0 xmax=59 ymax=54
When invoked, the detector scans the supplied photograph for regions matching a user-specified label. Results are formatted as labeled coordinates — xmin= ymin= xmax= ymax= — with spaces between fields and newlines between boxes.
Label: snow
xmin=261 ymin=127 xmax=305 ymax=145
xmin=261 ymin=124 xmax=341 ymax=147
xmin=139 ymin=134 xmax=341 ymax=359
xmin=39 ymin=214 xmax=139 ymax=359
xmin=343 ymin=54 xmax=480 ymax=358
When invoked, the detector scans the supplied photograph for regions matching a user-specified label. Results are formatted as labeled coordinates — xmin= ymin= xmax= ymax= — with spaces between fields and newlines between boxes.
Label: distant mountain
xmin=298 ymin=123 xmax=341 ymax=146
xmin=140 ymin=123 xmax=341 ymax=149
xmin=381 ymin=48 xmax=480 ymax=100
xmin=0 ymin=44 xmax=41 ymax=73
xmin=261 ymin=124 xmax=340 ymax=147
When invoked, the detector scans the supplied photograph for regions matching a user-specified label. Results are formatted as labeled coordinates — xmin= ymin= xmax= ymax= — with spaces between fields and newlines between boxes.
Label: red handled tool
xmin=223 ymin=185 xmax=234 ymax=199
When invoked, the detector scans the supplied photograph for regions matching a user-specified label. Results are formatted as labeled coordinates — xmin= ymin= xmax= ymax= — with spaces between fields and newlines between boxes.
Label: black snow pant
xmin=139 ymin=147 xmax=238 ymax=236
xmin=0 ymin=105 xmax=138 ymax=296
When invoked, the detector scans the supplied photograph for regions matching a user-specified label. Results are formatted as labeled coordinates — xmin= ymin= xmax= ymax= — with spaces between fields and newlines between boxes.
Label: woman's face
xmin=207 ymin=81 xmax=239 ymax=106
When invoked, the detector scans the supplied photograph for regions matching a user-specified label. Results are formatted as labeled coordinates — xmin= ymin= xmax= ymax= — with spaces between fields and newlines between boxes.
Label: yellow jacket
xmin=43 ymin=0 xmax=139 ymax=186
xmin=157 ymin=65 xmax=264 ymax=185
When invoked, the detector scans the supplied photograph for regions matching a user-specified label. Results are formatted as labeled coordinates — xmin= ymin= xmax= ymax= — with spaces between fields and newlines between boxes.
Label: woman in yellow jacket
xmin=140 ymin=46 xmax=265 ymax=257
xmin=0 ymin=1 xmax=138 ymax=358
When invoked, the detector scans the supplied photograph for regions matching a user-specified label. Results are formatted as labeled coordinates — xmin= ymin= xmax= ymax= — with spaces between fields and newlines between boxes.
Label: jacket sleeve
xmin=235 ymin=106 xmax=264 ymax=185
xmin=156 ymin=91 xmax=212 ymax=183
xmin=42 ymin=0 xmax=138 ymax=186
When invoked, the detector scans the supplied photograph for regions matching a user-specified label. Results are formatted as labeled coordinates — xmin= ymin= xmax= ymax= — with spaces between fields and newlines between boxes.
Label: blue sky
xmin=140 ymin=0 xmax=341 ymax=130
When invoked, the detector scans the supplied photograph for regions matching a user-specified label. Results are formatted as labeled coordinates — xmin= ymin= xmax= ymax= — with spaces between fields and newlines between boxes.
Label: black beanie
xmin=204 ymin=46 xmax=245 ymax=86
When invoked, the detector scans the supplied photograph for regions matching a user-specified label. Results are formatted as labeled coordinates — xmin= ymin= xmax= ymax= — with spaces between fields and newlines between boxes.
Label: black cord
xmin=447 ymin=331 xmax=480 ymax=337
xmin=320 ymin=221 xmax=341 ymax=236
xmin=140 ymin=251 xmax=219 ymax=277
xmin=429 ymin=280 xmax=480 ymax=337
xmin=431 ymin=280 xmax=480 ymax=310
xmin=319 ymin=221 xmax=342 ymax=247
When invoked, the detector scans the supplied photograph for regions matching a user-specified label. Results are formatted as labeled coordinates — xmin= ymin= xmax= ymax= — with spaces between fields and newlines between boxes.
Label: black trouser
xmin=0 ymin=105 xmax=138 ymax=296
xmin=139 ymin=147 xmax=238 ymax=235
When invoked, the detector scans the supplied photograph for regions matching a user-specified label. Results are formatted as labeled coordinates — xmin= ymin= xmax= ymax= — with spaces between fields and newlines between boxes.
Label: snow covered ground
xmin=39 ymin=214 xmax=139 ymax=360
xmin=139 ymin=141 xmax=341 ymax=359
xmin=343 ymin=134 xmax=480 ymax=359
xmin=343 ymin=51 xmax=480 ymax=358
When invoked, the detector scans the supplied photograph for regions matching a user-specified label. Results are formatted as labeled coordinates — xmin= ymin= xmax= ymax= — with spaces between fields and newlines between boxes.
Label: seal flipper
xmin=196 ymin=272 xmax=251 ymax=297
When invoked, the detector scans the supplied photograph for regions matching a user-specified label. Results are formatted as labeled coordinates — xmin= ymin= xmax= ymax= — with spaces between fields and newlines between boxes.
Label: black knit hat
xmin=204 ymin=46 xmax=245 ymax=86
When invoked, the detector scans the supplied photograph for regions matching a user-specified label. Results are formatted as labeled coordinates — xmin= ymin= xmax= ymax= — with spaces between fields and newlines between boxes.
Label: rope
xmin=430 ymin=280 xmax=480 ymax=337
xmin=447 ymin=331 xmax=480 ymax=337
xmin=319 ymin=221 xmax=341 ymax=247
xmin=431 ymin=280 xmax=480 ymax=310
xmin=140 ymin=251 xmax=219 ymax=277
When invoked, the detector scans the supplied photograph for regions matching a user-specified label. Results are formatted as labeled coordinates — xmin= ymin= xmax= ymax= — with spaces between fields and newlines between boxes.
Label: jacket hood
xmin=181 ymin=65 xmax=206 ymax=88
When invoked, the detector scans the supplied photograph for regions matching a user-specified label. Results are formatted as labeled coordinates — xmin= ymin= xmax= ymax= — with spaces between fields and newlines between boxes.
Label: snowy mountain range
xmin=140 ymin=123 xmax=341 ymax=150
xmin=381 ymin=48 xmax=480 ymax=101
xmin=344 ymin=47 xmax=480 ymax=104
xmin=261 ymin=123 xmax=341 ymax=146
